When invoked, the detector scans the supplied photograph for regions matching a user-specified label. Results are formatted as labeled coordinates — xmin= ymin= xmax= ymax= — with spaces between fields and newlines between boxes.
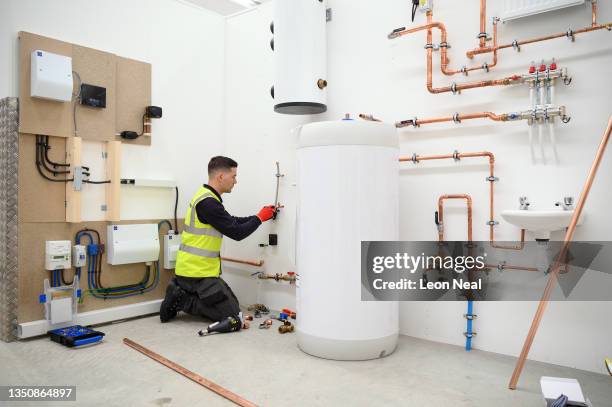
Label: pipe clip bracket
xmin=477 ymin=32 xmax=488 ymax=40
xmin=451 ymin=82 xmax=459 ymax=95
xmin=561 ymin=115 xmax=571 ymax=124
xmin=439 ymin=41 xmax=450 ymax=49
xmin=464 ymin=313 xmax=478 ymax=320
xmin=512 ymin=40 xmax=520 ymax=52
xmin=563 ymin=75 xmax=572 ymax=86
xmin=487 ymin=220 xmax=499 ymax=226
xmin=497 ymin=261 xmax=507 ymax=272
xmin=452 ymin=114 xmax=461 ymax=124
xmin=566 ymin=28 xmax=575 ymax=41
xmin=424 ymin=43 xmax=435 ymax=50
xmin=411 ymin=153 xmax=419 ymax=164
xmin=464 ymin=332 xmax=477 ymax=338
xmin=482 ymin=62 xmax=489 ymax=72
xmin=486 ymin=176 xmax=499 ymax=182
xmin=452 ymin=149 xmax=461 ymax=161
xmin=460 ymin=66 xmax=469 ymax=76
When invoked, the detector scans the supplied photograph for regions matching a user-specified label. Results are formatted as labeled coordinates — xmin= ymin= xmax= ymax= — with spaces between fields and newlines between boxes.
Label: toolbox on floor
xmin=47 ymin=325 xmax=105 ymax=347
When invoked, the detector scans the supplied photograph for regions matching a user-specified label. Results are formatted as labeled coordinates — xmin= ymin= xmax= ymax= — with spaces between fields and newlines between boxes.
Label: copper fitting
xmin=358 ymin=113 xmax=382 ymax=122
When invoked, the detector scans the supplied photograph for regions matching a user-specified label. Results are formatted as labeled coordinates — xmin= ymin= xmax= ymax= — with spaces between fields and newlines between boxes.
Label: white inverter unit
xmin=501 ymin=0 xmax=585 ymax=21
xmin=107 ymin=224 xmax=160 ymax=265
xmin=272 ymin=0 xmax=327 ymax=114
xmin=295 ymin=119 xmax=399 ymax=360
xmin=30 ymin=50 xmax=73 ymax=102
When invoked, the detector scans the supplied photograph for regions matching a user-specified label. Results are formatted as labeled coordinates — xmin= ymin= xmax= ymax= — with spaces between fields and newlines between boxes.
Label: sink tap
xmin=519 ymin=196 xmax=530 ymax=210
xmin=555 ymin=196 xmax=574 ymax=211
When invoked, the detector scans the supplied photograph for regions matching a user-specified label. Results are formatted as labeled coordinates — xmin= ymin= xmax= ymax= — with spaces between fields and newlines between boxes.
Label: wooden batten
xmin=65 ymin=137 xmax=82 ymax=223
xmin=105 ymin=141 xmax=122 ymax=221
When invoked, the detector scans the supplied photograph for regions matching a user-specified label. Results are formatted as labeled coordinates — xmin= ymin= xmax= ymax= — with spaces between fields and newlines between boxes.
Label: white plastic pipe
xmin=549 ymin=118 xmax=559 ymax=163
xmin=539 ymin=119 xmax=546 ymax=165
xmin=528 ymin=122 xmax=536 ymax=162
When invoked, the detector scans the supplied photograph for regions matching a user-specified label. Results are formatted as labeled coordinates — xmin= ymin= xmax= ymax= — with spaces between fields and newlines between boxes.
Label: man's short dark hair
xmin=208 ymin=156 xmax=238 ymax=176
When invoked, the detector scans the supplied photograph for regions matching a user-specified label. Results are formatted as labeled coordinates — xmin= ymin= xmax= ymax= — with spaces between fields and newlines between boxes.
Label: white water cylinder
xmin=272 ymin=0 xmax=327 ymax=114
xmin=295 ymin=120 xmax=399 ymax=360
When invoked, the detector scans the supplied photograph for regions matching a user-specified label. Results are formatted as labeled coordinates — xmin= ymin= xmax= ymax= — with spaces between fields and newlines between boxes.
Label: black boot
xmin=160 ymin=279 xmax=185 ymax=323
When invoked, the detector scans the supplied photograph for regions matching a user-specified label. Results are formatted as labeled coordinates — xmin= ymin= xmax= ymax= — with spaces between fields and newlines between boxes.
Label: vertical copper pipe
xmin=509 ymin=115 xmax=612 ymax=390
xmin=592 ymin=0 xmax=598 ymax=26
xmin=438 ymin=194 xmax=473 ymax=241
xmin=479 ymin=0 xmax=487 ymax=47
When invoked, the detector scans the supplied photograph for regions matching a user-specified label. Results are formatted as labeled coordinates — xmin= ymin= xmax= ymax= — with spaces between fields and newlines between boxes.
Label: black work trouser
xmin=175 ymin=276 xmax=240 ymax=322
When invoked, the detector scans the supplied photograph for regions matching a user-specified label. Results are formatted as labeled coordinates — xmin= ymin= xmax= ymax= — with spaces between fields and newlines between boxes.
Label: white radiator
xmin=501 ymin=0 xmax=585 ymax=21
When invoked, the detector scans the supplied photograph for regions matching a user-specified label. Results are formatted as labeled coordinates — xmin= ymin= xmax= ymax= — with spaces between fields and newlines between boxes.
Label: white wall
xmin=0 ymin=0 xmax=227 ymax=221
xmin=224 ymin=0 xmax=612 ymax=374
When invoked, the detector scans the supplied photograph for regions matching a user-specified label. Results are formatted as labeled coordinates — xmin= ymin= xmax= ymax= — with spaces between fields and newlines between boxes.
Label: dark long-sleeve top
xmin=195 ymin=184 xmax=261 ymax=241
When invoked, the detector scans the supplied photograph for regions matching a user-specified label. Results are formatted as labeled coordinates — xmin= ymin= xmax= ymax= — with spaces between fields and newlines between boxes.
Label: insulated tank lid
xmin=295 ymin=120 xmax=398 ymax=149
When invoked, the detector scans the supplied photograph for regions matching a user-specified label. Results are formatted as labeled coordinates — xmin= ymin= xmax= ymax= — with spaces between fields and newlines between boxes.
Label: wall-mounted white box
xmin=45 ymin=240 xmax=72 ymax=270
xmin=107 ymin=224 xmax=160 ymax=265
xmin=30 ymin=50 xmax=73 ymax=102
xmin=163 ymin=233 xmax=181 ymax=269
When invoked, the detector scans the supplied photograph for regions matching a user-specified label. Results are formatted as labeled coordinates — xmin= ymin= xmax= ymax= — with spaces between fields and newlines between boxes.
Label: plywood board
xmin=115 ymin=56 xmax=152 ymax=146
xmin=72 ymin=45 xmax=116 ymax=142
xmin=18 ymin=134 xmax=66 ymax=223
xmin=18 ymin=32 xmax=73 ymax=138
xmin=18 ymin=220 xmax=182 ymax=323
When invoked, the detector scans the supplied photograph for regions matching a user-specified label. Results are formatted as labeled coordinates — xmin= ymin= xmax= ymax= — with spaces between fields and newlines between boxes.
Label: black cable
xmin=37 ymin=136 xmax=70 ymax=175
xmin=174 ymin=186 xmax=179 ymax=234
xmin=158 ymin=220 xmax=173 ymax=233
xmin=411 ymin=0 xmax=418 ymax=22
xmin=83 ymin=180 xmax=111 ymax=184
xmin=138 ymin=113 xmax=146 ymax=137
xmin=35 ymin=136 xmax=73 ymax=183
xmin=43 ymin=136 xmax=70 ymax=168
xmin=60 ymin=268 xmax=74 ymax=285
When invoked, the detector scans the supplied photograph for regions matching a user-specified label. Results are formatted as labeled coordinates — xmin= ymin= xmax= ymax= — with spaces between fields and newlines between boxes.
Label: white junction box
xmin=45 ymin=240 xmax=71 ymax=270
xmin=72 ymin=245 xmax=87 ymax=268
xmin=30 ymin=50 xmax=73 ymax=102
xmin=107 ymin=224 xmax=160 ymax=265
xmin=163 ymin=233 xmax=181 ymax=269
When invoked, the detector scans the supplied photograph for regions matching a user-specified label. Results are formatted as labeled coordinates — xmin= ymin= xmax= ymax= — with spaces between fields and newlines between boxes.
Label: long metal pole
xmin=508 ymin=115 xmax=612 ymax=389
xmin=123 ymin=338 xmax=258 ymax=407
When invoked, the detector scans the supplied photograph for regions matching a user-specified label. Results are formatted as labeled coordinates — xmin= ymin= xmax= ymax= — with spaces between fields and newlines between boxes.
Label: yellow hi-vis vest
xmin=175 ymin=186 xmax=223 ymax=278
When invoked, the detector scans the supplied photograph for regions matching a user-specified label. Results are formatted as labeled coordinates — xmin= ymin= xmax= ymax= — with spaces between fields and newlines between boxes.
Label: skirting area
xmin=1 ymin=314 xmax=610 ymax=407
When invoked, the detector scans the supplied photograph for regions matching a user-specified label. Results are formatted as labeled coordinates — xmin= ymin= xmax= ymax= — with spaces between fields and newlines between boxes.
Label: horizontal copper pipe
xmin=509 ymin=115 xmax=612 ymax=390
xmin=221 ymin=256 xmax=264 ymax=267
xmin=484 ymin=263 xmax=538 ymax=272
xmin=467 ymin=23 xmax=612 ymax=58
xmin=401 ymin=111 xmax=507 ymax=126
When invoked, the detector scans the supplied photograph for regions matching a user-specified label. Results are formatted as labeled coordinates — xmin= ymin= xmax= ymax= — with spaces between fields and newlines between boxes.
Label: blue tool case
xmin=47 ymin=325 xmax=105 ymax=347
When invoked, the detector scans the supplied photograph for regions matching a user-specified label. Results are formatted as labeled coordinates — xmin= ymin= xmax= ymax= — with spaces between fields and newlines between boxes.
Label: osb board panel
xmin=18 ymin=32 xmax=73 ymax=138
xmin=115 ymin=56 xmax=152 ymax=146
xmin=18 ymin=133 xmax=66 ymax=223
xmin=18 ymin=220 xmax=183 ymax=323
xmin=72 ymin=45 xmax=116 ymax=142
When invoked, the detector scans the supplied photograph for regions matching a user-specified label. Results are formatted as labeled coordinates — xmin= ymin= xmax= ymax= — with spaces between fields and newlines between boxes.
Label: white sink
xmin=500 ymin=209 xmax=582 ymax=240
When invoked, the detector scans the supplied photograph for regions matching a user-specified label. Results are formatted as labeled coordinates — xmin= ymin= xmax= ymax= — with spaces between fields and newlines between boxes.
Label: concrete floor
xmin=1 ymin=314 xmax=610 ymax=407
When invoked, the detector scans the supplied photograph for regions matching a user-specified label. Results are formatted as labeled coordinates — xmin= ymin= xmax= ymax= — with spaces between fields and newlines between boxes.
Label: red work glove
xmin=257 ymin=205 xmax=276 ymax=222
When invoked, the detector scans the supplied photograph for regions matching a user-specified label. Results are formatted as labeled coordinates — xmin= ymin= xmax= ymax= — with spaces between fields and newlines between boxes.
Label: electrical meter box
xmin=45 ymin=240 xmax=72 ymax=270
xmin=107 ymin=224 xmax=160 ymax=265
xmin=30 ymin=50 xmax=73 ymax=102
xmin=163 ymin=233 xmax=181 ymax=269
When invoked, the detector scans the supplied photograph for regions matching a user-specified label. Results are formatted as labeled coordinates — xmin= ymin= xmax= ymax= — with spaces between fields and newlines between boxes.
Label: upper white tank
xmin=272 ymin=0 xmax=327 ymax=115
xmin=295 ymin=119 xmax=399 ymax=360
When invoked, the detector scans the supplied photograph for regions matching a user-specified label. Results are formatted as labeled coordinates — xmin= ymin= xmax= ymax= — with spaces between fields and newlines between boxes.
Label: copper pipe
xmin=358 ymin=113 xmax=382 ymax=122
xmin=399 ymin=151 xmax=523 ymax=245
xmin=484 ymin=263 xmax=538 ymax=272
xmin=509 ymin=115 xmax=612 ymax=390
xmin=221 ymin=257 xmax=264 ymax=267
xmin=592 ymin=0 xmax=598 ymax=27
xmin=479 ymin=0 xmax=487 ymax=47
xmin=404 ymin=111 xmax=508 ymax=126
xmin=467 ymin=23 xmax=612 ymax=58
xmin=438 ymin=194 xmax=473 ymax=241
xmin=491 ymin=229 xmax=526 ymax=250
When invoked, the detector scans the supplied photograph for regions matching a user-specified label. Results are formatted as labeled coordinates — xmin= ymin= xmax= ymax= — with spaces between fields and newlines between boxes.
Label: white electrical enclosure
xmin=45 ymin=240 xmax=72 ymax=270
xmin=273 ymin=0 xmax=327 ymax=114
xmin=72 ymin=245 xmax=87 ymax=268
xmin=501 ymin=0 xmax=585 ymax=21
xmin=30 ymin=50 xmax=73 ymax=102
xmin=163 ymin=233 xmax=181 ymax=269
xmin=295 ymin=120 xmax=399 ymax=360
xmin=107 ymin=224 xmax=160 ymax=265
